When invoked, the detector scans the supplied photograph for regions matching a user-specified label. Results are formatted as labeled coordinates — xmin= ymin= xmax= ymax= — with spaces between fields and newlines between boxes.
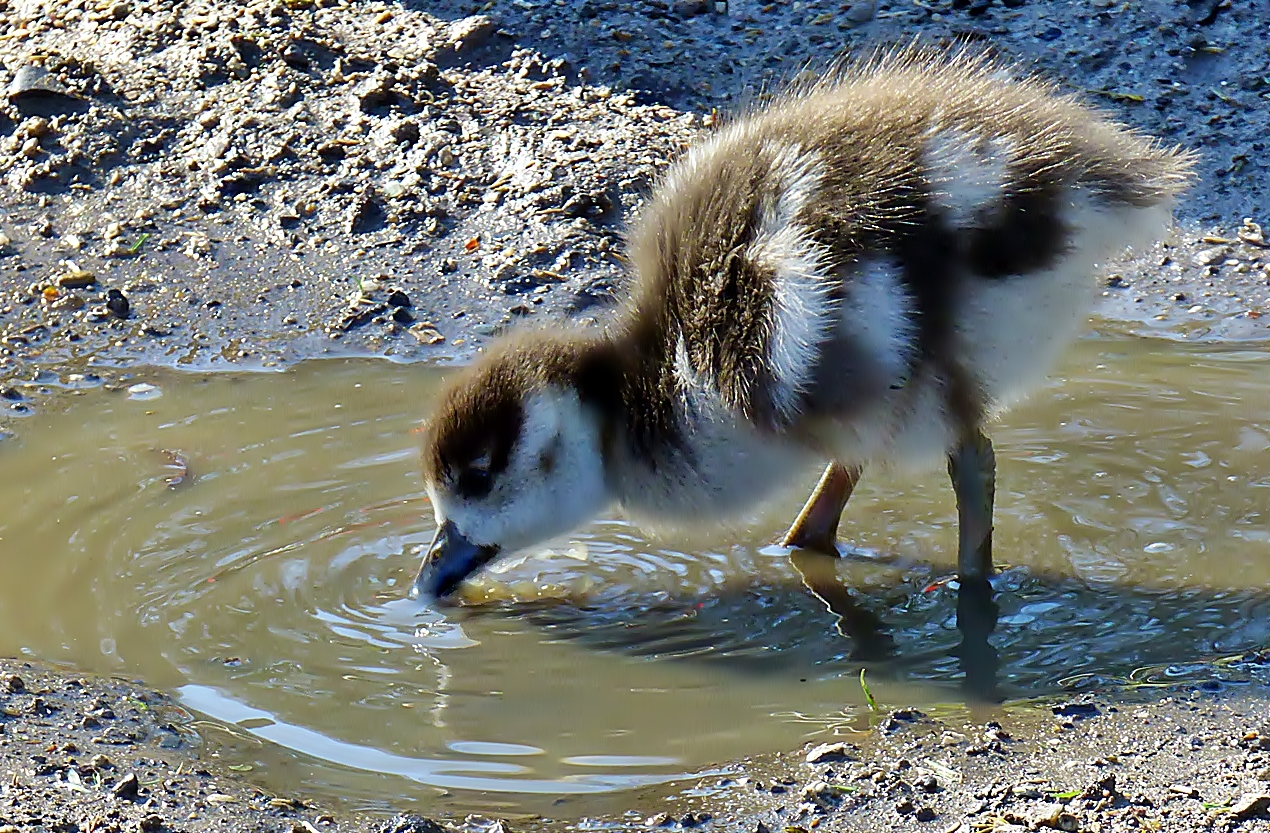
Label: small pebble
xmin=409 ymin=323 xmax=445 ymax=345
xmin=7 ymin=65 xmax=75 ymax=102
xmin=1231 ymin=793 xmax=1270 ymax=820
xmin=845 ymin=0 xmax=875 ymax=22
xmin=112 ymin=772 xmax=140 ymax=800
xmin=126 ymin=383 xmax=162 ymax=401
xmin=106 ymin=288 xmax=130 ymax=317
xmin=805 ymin=741 xmax=854 ymax=764
xmin=58 ymin=269 xmax=95 ymax=289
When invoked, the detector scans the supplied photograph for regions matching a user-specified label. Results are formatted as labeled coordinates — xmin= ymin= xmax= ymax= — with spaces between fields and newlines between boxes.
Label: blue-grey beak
xmin=409 ymin=519 xmax=500 ymax=601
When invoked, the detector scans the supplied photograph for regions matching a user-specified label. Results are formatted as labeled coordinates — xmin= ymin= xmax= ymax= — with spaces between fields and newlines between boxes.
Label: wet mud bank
xmin=6 ymin=653 xmax=1270 ymax=832
xmin=3 ymin=0 xmax=1270 ymax=829
xmin=661 ymin=664 xmax=1270 ymax=833
xmin=0 ymin=657 xmax=436 ymax=833
xmin=2 ymin=0 xmax=1270 ymax=404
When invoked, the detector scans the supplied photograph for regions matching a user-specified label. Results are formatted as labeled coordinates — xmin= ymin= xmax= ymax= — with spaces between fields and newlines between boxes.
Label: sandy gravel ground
xmin=662 ymin=660 xmax=1270 ymax=833
xmin=3 ymin=0 xmax=1270 ymax=829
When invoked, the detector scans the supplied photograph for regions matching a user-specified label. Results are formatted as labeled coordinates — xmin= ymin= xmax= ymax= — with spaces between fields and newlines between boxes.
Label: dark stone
xmin=672 ymin=0 xmax=708 ymax=15
xmin=500 ymin=273 xmax=550 ymax=295
xmin=28 ymin=697 xmax=55 ymax=716
xmin=106 ymin=288 xmax=130 ymax=318
xmin=560 ymin=188 xmax=615 ymax=219
xmin=387 ymin=289 xmax=411 ymax=307
xmin=441 ymin=15 xmax=496 ymax=57
xmin=316 ymin=142 xmax=347 ymax=161
xmin=915 ymin=806 xmax=937 ymax=822
xmin=1052 ymin=701 xmax=1100 ymax=719
xmin=1187 ymin=0 xmax=1226 ymax=26
xmin=281 ymin=42 xmax=311 ymax=69
xmin=393 ymin=120 xmax=421 ymax=145
xmin=1085 ymin=773 xmax=1119 ymax=799
xmin=112 ymin=772 xmax=140 ymax=800
xmin=332 ymin=302 xmax=387 ymax=332
xmin=1232 ymin=794 xmax=1270 ymax=820
xmin=392 ymin=306 xmax=414 ymax=324
xmin=348 ymin=196 xmax=386 ymax=233
xmin=7 ymin=65 xmax=86 ymax=115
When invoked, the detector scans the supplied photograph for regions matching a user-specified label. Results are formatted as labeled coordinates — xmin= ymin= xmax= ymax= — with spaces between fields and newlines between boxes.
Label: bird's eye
xmin=457 ymin=466 xmax=493 ymax=498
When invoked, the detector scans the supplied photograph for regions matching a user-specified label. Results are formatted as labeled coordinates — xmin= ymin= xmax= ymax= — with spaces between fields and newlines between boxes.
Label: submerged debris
xmin=158 ymin=449 xmax=191 ymax=488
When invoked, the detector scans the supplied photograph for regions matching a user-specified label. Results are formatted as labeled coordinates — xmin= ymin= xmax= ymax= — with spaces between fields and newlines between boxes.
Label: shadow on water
xmin=455 ymin=546 xmax=1270 ymax=705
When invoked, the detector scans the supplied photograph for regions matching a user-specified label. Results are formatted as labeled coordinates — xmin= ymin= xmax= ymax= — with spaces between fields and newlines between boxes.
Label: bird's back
xmin=624 ymin=47 xmax=1194 ymax=463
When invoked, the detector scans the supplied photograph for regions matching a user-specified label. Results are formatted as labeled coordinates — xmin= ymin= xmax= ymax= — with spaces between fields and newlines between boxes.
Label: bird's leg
xmin=954 ymin=572 xmax=1001 ymax=703
xmin=946 ymin=428 xmax=996 ymax=581
xmin=947 ymin=427 xmax=1001 ymax=699
xmin=780 ymin=461 xmax=862 ymax=555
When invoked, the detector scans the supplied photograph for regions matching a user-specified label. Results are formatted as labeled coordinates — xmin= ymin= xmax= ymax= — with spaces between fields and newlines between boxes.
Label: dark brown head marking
xmin=422 ymin=356 xmax=528 ymax=498
xmin=421 ymin=330 xmax=613 ymax=497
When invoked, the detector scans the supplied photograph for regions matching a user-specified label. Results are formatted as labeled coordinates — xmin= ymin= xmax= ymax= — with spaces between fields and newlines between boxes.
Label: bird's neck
xmin=571 ymin=318 xmax=807 ymax=524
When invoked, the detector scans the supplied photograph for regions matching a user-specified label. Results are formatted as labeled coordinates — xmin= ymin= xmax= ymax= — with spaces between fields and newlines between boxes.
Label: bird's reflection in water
xmin=790 ymin=549 xmax=1001 ymax=703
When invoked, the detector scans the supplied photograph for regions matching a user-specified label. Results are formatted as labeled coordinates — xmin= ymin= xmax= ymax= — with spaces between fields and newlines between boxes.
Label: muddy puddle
xmin=1 ymin=330 xmax=1269 ymax=818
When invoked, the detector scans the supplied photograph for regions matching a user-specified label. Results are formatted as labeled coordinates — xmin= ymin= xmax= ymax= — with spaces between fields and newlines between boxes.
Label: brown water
xmin=2 ymin=331 xmax=1270 ymax=817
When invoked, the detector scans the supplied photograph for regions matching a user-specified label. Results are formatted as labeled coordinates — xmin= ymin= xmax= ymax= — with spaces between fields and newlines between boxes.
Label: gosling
xmin=410 ymin=46 xmax=1195 ymax=604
